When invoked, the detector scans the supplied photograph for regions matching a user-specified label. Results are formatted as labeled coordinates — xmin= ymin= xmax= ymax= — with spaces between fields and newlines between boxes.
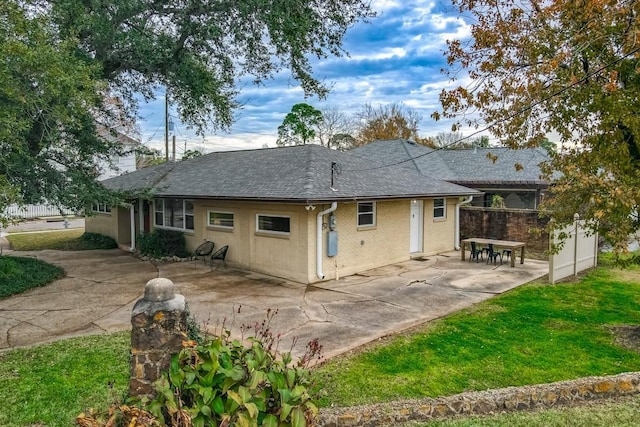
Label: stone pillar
xmin=129 ymin=278 xmax=187 ymax=398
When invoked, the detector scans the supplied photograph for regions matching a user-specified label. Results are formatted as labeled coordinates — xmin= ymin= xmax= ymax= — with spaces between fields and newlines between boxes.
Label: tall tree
xmin=0 ymin=0 xmax=118 ymax=222
xmin=433 ymin=132 xmax=465 ymax=148
xmin=316 ymin=107 xmax=357 ymax=150
xmin=49 ymin=0 xmax=376 ymax=134
xmin=1 ymin=0 xmax=375 ymax=220
xmin=353 ymin=103 xmax=425 ymax=146
xmin=276 ymin=103 xmax=323 ymax=146
xmin=433 ymin=133 xmax=490 ymax=149
xmin=436 ymin=0 xmax=640 ymax=255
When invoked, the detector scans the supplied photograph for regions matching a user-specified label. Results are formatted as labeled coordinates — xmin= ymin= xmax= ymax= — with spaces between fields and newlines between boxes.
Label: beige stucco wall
xmin=93 ymin=196 xmax=460 ymax=284
xmin=311 ymin=200 xmax=411 ymax=282
xmin=85 ymin=211 xmax=120 ymax=242
xmin=188 ymin=200 xmax=311 ymax=283
xmin=422 ymin=198 xmax=458 ymax=255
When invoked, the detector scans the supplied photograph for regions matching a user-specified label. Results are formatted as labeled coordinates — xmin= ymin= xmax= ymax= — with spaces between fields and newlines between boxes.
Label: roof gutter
xmin=316 ymin=202 xmax=338 ymax=280
xmin=455 ymin=196 xmax=473 ymax=250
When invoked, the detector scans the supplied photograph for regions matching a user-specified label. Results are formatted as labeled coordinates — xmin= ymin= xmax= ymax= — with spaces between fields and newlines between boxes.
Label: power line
xmin=344 ymin=45 xmax=640 ymax=173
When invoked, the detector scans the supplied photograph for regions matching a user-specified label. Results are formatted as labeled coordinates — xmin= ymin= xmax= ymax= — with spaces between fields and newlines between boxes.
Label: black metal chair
xmin=469 ymin=241 xmax=484 ymax=262
xmin=485 ymin=244 xmax=503 ymax=265
xmin=194 ymin=240 xmax=214 ymax=265
xmin=210 ymin=245 xmax=229 ymax=269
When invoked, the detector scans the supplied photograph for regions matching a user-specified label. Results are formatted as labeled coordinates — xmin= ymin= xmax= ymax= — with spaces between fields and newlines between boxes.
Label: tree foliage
xmin=437 ymin=0 xmax=640 ymax=253
xmin=182 ymin=149 xmax=204 ymax=160
xmin=0 ymin=0 xmax=119 ymax=220
xmin=316 ymin=107 xmax=357 ymax=150
xmin=1 ymin=0 xmax=374 ymax=220
xmin=354 ymin=103 xmax=431 ymax=147
xmin=49 ymin=0 xmax=375 ymax=134
xmin=276 ymin=103 xmax=323 ymax=146
xmin=433 ymin=133 xmax=490 ymax=149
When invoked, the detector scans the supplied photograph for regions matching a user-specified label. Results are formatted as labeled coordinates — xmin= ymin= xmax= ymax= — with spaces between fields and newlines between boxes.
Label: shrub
xmin=0 ymin=256 xmax=64 ymax=297
xmin=77 ymin=232 xmax=118 ymax=249
xmin=137 ymin=229 xmax=189 ymax=259
xmin=145 ymin=310 xmax=322 ymax=427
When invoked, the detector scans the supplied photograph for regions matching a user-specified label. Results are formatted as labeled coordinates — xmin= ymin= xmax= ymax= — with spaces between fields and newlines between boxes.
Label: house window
xmin=433 ymin=198 xmax=446 ymax=219
xmin=208 ymin=211 xmax=234 ymax=229
xmin=154 ymin=198 xmax=194 ymax=231
xmin=92 ymin=203 xmax=111 ymax=213
xmin=357 ymin=202 xmax=376 ymax=227
xmin=257 ymin=214 xmax=290 ymax=235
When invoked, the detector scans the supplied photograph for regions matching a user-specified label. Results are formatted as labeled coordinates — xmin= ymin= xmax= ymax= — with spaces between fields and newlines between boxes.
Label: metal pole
xmin=172 ymin=134 xmax=176 ymax=162
xmin=164 ymin=93 xmax=169 ymax=162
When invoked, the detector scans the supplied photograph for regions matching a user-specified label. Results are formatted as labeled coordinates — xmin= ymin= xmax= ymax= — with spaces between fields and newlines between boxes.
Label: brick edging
xmin=317 ymin=371 xmax=640 ymax=426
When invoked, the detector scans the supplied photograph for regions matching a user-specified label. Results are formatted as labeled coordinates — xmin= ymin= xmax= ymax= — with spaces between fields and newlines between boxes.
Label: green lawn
xmin=0 ymin=332 xmax=130 ymax=427
xmin=421 ymin=394 xmax=640 ymax=426
xmin=1 ymin=230 xmax=117 ymax=298
xmin=314 ymin=265 xmax=640 ymax=407
xmin=1 ymin=263 xmax=639 ymax=426
xmin=5 ymin=229 xmax=117 ymax=251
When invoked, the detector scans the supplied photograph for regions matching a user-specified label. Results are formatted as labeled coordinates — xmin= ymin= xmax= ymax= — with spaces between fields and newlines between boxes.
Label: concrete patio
xmin=0 ymin=249 xmax=548 ymax=359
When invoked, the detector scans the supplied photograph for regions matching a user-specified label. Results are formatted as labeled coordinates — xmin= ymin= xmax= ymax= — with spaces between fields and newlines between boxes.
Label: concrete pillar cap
xmin=144 ymin=278 xmax=175 ymax=302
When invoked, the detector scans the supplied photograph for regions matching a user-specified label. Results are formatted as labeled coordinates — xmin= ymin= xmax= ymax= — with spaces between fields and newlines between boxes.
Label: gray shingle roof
xmin=350 ymin=139 xmax=550 ymax=186
xmin=103 ymin=144 xmax=480 ymax=202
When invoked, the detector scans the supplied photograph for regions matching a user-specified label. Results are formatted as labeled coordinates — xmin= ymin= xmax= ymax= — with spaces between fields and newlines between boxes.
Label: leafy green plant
xmin=77 ymin=232 xmax=118 ymax=249
xmin=145 ymin=310 xmax=322 ymax=427
xmin=137 ymin=229 xmax=190 ymax=258
xmin=491 ymin=194 xmax=506 ymax=208
xmin=0 ymin=255 xmax=64 ymax=297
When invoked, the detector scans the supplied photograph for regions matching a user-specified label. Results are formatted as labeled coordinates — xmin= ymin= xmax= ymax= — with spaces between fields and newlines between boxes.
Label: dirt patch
xmin=608 ymin=268 xmax=640 ymax=283
xmin=609 ymin=325 xmax=640 ymax=353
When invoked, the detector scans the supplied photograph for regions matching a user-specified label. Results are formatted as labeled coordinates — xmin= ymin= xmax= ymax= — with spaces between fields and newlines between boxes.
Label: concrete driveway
xmin=0 ymin=249 xmax=548 ymax=359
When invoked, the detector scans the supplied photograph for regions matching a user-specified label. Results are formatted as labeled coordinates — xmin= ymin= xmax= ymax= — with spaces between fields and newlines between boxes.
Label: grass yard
xmin=314 ymin=264 xmax=640 ymax=407
xmin=1 ymin=230 xmax=117 ymax=297
xmin=5 ymin=229 xmax=117 ymax=251
xmin=1 ymin=261 xmax=640 ymax=426
xmin=0 ymin=255 xmax=64 ymax=297
xmin=421 ymin=394 xmax=640 ymax=426
xmin=0 ymin=332 xmax=130 ymax=427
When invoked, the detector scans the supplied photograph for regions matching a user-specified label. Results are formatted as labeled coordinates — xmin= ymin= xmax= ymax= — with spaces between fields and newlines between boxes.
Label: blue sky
xmin=137 ymin=0 xmax=473 ymax=156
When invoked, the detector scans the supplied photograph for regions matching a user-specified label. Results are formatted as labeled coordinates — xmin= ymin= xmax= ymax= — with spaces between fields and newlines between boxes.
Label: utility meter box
xmin=327 ymin=231 xmax=338 ymax=257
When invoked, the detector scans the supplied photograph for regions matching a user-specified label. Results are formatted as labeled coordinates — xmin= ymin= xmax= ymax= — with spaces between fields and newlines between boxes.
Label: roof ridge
xmin=400 ymin=140 xmax=423 ymax=174
xmin=302 ymin=145 xmax=316 ymax=197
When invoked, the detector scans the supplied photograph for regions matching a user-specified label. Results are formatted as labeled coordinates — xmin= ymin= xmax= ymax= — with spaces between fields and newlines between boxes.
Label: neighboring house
xmin=351 ymin=140 xmax=551 ymax=210
xmin=96 ymin=126 xmax=140 ymax=181
xmin=87 ymin=144 xmax=480 ymax=283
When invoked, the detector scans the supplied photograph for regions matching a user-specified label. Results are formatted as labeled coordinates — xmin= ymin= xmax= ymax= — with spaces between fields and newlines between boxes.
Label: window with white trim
xmin=256 ymin=214 xmax=290 ymax=235
xmin=433 ymin=198 xmax=446 ymax=219
xmin=357 ymin=202 xmax=376 ymax=227
xmin=92 ymin=203 xmax=111 ymax=213
xmin=208 ymin=211 xmax=234 ymax=229
xmin=154 ymin=198 xmax=194 ymax=231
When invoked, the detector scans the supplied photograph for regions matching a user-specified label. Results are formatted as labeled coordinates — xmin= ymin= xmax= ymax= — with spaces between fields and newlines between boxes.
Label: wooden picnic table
xmin=461 ymin=237 xmax=526 ymax=267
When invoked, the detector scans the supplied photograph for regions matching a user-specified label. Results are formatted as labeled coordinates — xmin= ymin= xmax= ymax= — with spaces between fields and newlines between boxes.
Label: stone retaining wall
xmin=317 ymin=372 xmax=640 ymax=426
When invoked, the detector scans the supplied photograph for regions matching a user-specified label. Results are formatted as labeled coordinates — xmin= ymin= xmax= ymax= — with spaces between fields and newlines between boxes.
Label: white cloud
xmin=136 ymin=0 xmax=483 ymax=152
xmin=349 ymin=47 xmax=407 ymax=61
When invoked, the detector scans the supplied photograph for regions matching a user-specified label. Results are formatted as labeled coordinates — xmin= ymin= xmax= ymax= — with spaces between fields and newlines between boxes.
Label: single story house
xmin=87 ymin=144 xmax=480 ymax=283
xmin=351 ymin=140 xmax=551 ymax=209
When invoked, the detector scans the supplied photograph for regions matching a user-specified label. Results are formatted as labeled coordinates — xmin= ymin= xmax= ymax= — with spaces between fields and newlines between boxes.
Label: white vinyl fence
xmin=549 ymin=214 xmax=598 ymax=283
xmin=3 ymin=204 xmax=77 ymax=220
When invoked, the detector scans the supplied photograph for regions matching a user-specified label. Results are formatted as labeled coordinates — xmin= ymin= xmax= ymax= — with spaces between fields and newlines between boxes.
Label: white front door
xmin=410 ymin=200 xmax=423 ymax=253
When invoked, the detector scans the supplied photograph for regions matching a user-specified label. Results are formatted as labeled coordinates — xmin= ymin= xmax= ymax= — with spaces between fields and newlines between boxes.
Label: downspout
xmin=455 ymin=196 xmax=473 ymax=250
xmin=316 ymin=202 xmax=338 ymax=280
